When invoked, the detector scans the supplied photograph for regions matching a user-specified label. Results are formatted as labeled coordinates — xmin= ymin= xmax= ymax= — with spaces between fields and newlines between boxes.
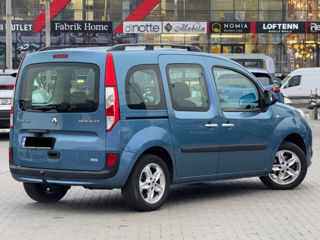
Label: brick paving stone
xmin=0 ymin=121 xmax=320 ymax=240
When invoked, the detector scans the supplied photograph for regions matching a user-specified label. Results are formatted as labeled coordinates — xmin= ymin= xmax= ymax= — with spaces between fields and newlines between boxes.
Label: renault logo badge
xmin=51 ymin=117 xmax=58 ymax=126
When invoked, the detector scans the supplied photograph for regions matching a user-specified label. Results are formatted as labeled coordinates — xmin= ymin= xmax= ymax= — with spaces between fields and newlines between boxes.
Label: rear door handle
xmin=205 ymin=123 xmax=218 ymax=128
xmin=222 ymin=123 xmax=234 ymax=128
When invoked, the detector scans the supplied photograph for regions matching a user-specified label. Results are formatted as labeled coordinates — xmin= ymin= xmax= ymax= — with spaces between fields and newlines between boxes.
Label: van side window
xmin=213 ymin=67 xmax=260 ymax=111
xmin=287 ymin=75 xmax=301 ymax=88
xmin=166 ymin=64 xmax=209 ymax=112
xmin=126 ymin=65 xmax=166 ymax=110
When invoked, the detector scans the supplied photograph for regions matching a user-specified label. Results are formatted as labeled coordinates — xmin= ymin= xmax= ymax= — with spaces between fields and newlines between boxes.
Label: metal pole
xmin=45 ymin=0 xmax=51 ymax=47
xmin=5 ymin=0 xmax=12 ymax=69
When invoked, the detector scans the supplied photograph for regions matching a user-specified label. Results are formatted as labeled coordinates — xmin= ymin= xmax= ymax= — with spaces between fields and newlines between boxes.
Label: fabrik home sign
xmin=255 ymin=22 xmax=305 ymax=33
xmin=163 ymin=22 xmax=207 ymax=34
xmin=51 ymin=21 xmax=112 ymax=33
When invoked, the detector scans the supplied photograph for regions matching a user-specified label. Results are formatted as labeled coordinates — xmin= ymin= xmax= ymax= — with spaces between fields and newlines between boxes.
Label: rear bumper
xmin=9 ymin=151 xmax=120 ymax=181
xmin=10 ymin=164 xmax=117 ymax=180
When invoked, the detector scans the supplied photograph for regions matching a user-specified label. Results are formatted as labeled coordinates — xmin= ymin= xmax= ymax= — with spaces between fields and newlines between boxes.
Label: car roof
xmin=290 ymin=67 xmax=320 ymax=75
xmin=246 ymin=68 xmax=269 ymax=74
xmin=0 ymin=69 xmax=17 ymax=75
xmin=0 ymin=69 xmax=16 ymax=85
xmin=27 ymin=47 xmax=233 ymax=63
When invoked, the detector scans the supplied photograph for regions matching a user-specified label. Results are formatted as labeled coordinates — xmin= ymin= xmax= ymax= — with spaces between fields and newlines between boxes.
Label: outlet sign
xmin=0 ymin=21 xmax=33 ymax=32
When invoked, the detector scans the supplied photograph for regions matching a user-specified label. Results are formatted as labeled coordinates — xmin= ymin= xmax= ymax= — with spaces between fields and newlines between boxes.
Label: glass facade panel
xmin=3 ymin=0 xmax=320 ymax=74
xmin=211 ymin=0 xmax=234 ymax=10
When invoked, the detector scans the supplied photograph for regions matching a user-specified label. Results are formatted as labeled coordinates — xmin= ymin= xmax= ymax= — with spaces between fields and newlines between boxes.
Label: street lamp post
xmin=5 ymin=0 xmax=12 ymax=69
xmin=45 ymin=0 xmax=51 ymax=47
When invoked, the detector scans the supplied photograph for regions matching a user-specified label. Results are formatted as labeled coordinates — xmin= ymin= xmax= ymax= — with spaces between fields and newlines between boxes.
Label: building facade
xmin=1 ymin=0 xmax=320 ymax=76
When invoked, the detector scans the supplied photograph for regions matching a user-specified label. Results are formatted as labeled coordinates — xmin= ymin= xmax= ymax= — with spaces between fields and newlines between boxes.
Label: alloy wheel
xmin=139 ymin=163 xmax=166 ymax=204
xmin=269 ymin=150 xmax=301 ymax=185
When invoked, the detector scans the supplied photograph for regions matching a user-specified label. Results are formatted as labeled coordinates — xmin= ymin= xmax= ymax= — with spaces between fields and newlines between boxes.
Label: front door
xmin=158 ymin=55 xmax=220 ymax=178
xmin=211 ymin=66 xmax=274 ymax=174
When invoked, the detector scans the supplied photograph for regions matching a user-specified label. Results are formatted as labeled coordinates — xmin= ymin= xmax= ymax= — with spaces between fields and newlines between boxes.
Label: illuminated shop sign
xmin=255 ymin=22 xmax=305 ymax=33
xmin=0 ymin=21 xmax=33 ymax=32
xmin=123 ymin=22 xmax=162 ymax=33
xmin=308 ymin=22 xmax=320 ymax=33
xmin=51 ymin=21 xmax=112 ymax=33
xmin=210 ymin=22 xmax=250 ymax=33
xmin=163 ymin=22 xmax=207 ymax=34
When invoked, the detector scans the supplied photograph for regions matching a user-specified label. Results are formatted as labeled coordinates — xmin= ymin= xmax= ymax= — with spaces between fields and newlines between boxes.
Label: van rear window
xmin=19 ymin=63 xmax=99 ymax=113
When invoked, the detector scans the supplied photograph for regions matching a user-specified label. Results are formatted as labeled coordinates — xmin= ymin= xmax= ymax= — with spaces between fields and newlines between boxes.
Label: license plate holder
xmin=22 ymin=137 xmax=55 ymax=149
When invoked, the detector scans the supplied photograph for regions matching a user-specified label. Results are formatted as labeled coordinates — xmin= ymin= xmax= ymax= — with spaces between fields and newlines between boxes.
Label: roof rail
xmin=38 ymin=45 xmax=110 ymax=51
xmin=109 ymin=43 xmax=202 ymax=52
xmin=38 ymin=45 xmax=87 ymax=51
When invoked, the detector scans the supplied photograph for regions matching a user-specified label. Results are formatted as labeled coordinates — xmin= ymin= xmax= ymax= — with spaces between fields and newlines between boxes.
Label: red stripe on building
xmin=250 ymin=22 xmax=256 ymax=33
xmin=33 ymin=0 xmax=71 ymax=33
xmin=305 ymin=22 xmax=309 ymax=34
xmin=114 ymin=0 xmax=161 ymax=33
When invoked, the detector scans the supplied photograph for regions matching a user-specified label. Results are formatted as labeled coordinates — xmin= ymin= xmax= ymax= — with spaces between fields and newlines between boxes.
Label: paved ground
xmin=0 ymin=122 xmax=320 ymax=240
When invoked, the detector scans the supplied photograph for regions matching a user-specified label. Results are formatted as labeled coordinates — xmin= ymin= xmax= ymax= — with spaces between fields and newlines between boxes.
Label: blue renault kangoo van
xmin=9 ymin=44 xmax=312 ymax=211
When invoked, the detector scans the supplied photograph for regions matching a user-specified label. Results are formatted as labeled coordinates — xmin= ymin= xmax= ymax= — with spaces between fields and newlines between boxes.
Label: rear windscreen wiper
xmin=31 ymin=104 xmax=58 ymax=112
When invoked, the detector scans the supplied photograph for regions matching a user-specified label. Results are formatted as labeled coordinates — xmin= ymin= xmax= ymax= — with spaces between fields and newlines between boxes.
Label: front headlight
xmin=297 ymin=109 xmax=307 ymax=121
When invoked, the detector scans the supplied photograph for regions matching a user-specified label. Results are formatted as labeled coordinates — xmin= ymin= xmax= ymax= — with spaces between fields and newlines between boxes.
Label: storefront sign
xmin=123 ymin=22 xmax=162 ymax=33
xmin=308 ymin=22 xmax=320 ymax=33
xmin=51 ymin=21 xmax=112 ymax=33
xmin=256 ymin=22 xmax=305 ymax=33
xmin=163 ymin=22 xmax=207 ymax=34
xmin=0 ymin=20 xmax=33 ymax=32
xmin=210 ymin=22 xmax=250 ymax=33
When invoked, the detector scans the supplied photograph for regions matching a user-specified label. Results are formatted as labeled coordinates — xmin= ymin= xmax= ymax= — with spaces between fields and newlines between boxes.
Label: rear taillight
xmin=53 ymin=54 xmax=68 ymax=59
xmin=107 ymin=153 xmax=117 ymax=166
xmin=0 ymin=85 xmax=14 ymax=89
xmin=10 ymin=55 xmax=25 ymax=129
xmin=105 ymin=53 xmax=119 ymax=132
xmin=10 ymin=106 xmax=14 ymax=129
xmin=9 ymin=148 xmax=12 ymax=162
xmin=217 ymin=89 xmax=229 ymax=94
xmin=267 ymin=85 xmax=280 ymax=93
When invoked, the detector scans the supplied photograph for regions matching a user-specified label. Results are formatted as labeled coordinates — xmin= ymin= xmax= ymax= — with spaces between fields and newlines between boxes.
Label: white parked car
xmin=0 ymin=69 xmax=16 ymax=128
xmin=281 ymin=68 xmax=320 ymax=99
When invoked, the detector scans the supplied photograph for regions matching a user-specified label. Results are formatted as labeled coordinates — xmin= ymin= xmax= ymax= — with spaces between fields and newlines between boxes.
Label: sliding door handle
xmin=205 ymin=123 xmax=218 ymax=128
xmin=222 ymin=123 xmax=234 ymax=128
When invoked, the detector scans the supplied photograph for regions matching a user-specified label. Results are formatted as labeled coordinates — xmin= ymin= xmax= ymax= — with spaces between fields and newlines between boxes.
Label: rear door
xmin=158 ymin=54 xmax=220 ymax=178
xmin=12 ymin=52 xmax=106 ymax=171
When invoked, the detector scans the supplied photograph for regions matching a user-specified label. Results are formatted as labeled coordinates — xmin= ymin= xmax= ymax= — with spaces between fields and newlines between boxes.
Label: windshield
xmin=251 ymin=72 xmax=273 ymax=86
xmin=19 ymin=63 xmax=99 ymax=112
xmin=281 ymin=75 xmax=291 ymax=85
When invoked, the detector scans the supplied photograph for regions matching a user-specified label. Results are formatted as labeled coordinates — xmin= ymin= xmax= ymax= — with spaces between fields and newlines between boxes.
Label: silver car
xmin=0 ymin=69 xmax=16 ymax=128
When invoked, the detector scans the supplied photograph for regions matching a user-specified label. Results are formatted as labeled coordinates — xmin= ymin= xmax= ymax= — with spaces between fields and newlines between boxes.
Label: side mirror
xmin=11 ymin=72 xmax=17 ymax=78
xmin=264 ymin=90 xmax=277 ymax=106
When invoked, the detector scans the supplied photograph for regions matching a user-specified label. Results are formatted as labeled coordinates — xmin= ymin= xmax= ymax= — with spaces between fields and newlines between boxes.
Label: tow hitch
xmin=40 ymin=171 xmax=52 ymax=189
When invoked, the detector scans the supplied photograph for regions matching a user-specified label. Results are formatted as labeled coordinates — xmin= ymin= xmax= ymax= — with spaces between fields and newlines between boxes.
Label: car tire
xmin=23 ymin=183 xmax=70 ymax=203
xmin=121 ymin=154 xmax=170 ymax=211
xmin=260 ymin=141 xmax=307 ymax=190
